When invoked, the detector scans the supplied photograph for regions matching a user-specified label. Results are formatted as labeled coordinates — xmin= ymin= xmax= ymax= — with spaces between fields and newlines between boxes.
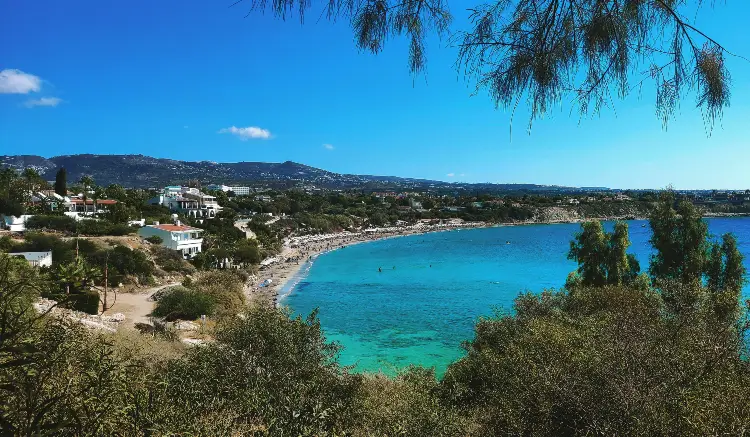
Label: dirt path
xmin=107 ymin=283 xmax=178 ymax=327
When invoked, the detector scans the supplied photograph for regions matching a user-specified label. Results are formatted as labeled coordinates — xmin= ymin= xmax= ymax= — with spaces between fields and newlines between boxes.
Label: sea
xmin=281 ymin=218 xmax=750 ymax=376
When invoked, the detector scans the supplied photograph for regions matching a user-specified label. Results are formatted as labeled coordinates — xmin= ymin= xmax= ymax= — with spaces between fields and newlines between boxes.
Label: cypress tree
xmin=54 ymin=168 xmax=67 ymax=197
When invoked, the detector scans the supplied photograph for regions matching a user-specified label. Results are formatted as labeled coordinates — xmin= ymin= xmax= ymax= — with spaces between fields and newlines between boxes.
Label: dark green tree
xmin=605 ymin=221 xmax=634 ymax=286
xmin=568 ymin=221 xmax=608 ymax=287
xmin=54 ymin=167 xmax=67 ymax=197
xmin=649 ymin=191 xmax=709 ymax=285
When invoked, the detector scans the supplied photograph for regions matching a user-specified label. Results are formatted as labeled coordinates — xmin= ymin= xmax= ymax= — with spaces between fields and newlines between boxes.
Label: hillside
xmin=0 ymin=154 xmax=587 ymax=192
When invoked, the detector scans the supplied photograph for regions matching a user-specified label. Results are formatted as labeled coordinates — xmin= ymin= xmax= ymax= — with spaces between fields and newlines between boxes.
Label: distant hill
xmin=0 ymin=154 xmax=591 ymax=193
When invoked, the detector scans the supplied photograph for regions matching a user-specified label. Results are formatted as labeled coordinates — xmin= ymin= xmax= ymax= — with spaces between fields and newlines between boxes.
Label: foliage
xmin=145 ymin=235 xmax=163 ymax=245
xmin=567 ymin=220 xmax=639 ymax=287
xmin=152 ymin=246 xmax=196 ymax=274
xmin=649 ymin=191 xmax=709 ymax=284
xmin=91 ymin=245 xmax=155 ymax=286
xmin=354 ymin=367 xmax=467 ymax=437
xmin=54 ymin=167 xmax=67 ymax=196
xmin=152 ymin=286 xmax=216 ymax=321
xmin=440 ymin=285 xmax=750 ymax=435
xmin=0 ymin=168 xmax=28 ymax=216
xmin=25 ymin=214 xmax=77 ymax=232
xmin=145 ymin=305 xmax=362 ymax=435
xmin=190 ymin=270 xmax=246 ymax=317
xmin=77 ymin=219 xmax=136 ymax=236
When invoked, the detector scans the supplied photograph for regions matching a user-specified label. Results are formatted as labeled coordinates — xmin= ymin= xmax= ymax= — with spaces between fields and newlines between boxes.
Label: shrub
xmin=44 ymin=290 xmax=101 ymax=315
xmin=145 ymin=235 xmax=163 ymax=245
xmin=77 ymin=220 xmax=136 ymax=236
xmin=152 ymin=286 xmax=215 ymax=321
xmin=25 ymin=215 xmax=77 ymax=232
xmin=152 ymin=246 xmax=196 ymax=274
xmin=89 ymin=246 xmax=155 ymax=286
xmin=0 ymin=235 xmax=16 ymax=252
xmin=191 ymin=270 xmax=246 ymax=317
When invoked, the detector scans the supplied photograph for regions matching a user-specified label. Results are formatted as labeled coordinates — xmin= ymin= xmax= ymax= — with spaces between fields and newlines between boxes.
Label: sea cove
xmin=285 ymin=218 xmax=750 ymax=375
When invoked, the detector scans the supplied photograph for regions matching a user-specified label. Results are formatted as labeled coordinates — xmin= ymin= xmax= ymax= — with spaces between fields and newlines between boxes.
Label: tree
xmin=78 ymin=175 xmax=96 ymax=216
xmin=54 ymin=167 xmax=67 ymax=197
xmin=648 ymin=191 xmax=708 ymax=285
xmin=705 ymin=233 xmax=746 ymax=324
xmin=568 ymin=221 xmax=608 ymax=287
xmin=568 ymin=220 xmax=640 ymax=288
xmin=235 ymin=0 xmax=737 ymax=132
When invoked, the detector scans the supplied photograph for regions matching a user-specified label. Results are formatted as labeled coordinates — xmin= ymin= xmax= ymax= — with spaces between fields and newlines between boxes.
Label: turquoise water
xmin=283 ymin=218 xmax=750 ymax=376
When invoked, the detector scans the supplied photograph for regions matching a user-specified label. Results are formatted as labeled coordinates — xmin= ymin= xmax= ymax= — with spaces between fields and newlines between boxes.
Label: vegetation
xmin=144 ymin=235 xmax=163 ymax=245
xmin=1 ymin=191 xmax=749 ymax=435
xmin=54 ymin=167 xmax=67 ymax=196
xmin=152 ymin=246 xmax=196 ymax=274
xmin=152 ymin=286 xmax=216 ymax=321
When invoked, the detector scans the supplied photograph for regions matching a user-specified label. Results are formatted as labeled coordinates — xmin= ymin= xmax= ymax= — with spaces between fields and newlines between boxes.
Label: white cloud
xmin=460 ymin=173 xmax=466 ymax=177
xmin=0 ymin=69 xmax=42 ymax=94
xmin=218 ymin=125 xmax=272 ymax=140
xmin=446 ymin=173 xmax=455 ymax=177
xmin=24 ymin=97 xmax=62 ymax=108
xmin=323 ymin=144 xmax=334 ymax=150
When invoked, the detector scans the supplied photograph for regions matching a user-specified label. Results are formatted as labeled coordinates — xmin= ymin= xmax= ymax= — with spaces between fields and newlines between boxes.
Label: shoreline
xmin=244 ymin=213 xmax=750 ymax=305
xmin=245 ymin=222 xmax=489 ymax=305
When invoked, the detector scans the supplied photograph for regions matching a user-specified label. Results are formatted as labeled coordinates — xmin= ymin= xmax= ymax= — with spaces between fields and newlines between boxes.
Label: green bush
xmin=152 ymin=286 xmax=215 ymax=321
xmin=25 ymin=215 xmax=77 ymax=232
xmin=44 ymin=290 xmax=100 ymax=315
xmin=152 ymin=246 xmax=195 ymax=274
xmin=77 ymin=220 xmax=136 ymax=236
xmin=88 ymin=246 xmax=155 ymax=286
xmin=191 ymin=270 xmax=246 ymax=317
xmin=145 ymin=235 xmax=163 ymax=245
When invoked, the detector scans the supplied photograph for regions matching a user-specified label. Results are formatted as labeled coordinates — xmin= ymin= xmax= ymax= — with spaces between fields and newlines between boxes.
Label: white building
xmin=9 ymin=251 xmax=53 ymax=267
xmin=147 ymin=186 xmax=222 ymax=219
xmin=206 ymin=184 xmax=251 ymax=196
xmin=1 ymin=215 xmax=34 ymax=232
xmin=138 ymin=223 xmax=204 ymax=258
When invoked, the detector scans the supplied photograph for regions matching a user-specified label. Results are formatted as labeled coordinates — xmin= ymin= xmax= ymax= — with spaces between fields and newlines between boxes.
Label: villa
xmin=1 ymin=214 xmax=34 ymax=232
xmin=9 ymin=251 xmax=53 ymax=267
xmin=66 ymin=198 xmax=119 ymax=214
xmin=206 ymin=184 xmax=252 ymax=196
xmin=147 ymin=186 xmax=222 ymax=220
xmin=138 ymin=222 xmax=204 ymax=258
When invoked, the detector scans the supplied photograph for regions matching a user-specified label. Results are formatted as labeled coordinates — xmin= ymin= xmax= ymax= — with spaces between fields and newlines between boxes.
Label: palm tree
xmin=78 ymin=175 xmax=96 ymax=215
xmin=56 ymin=257 xmax=101 ymax=295
xmin=21 ymin=168 xmax=41 ymax=200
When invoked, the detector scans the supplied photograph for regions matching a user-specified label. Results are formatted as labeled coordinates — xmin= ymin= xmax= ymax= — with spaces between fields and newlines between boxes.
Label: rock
xmin=101 ymin=312 xmax=126 ymax=323
xmin=182 ymin=338 xmax=204 ymax=346
xmin=174 ymin=320 xmax=199 ymax=331
xmin=79 ymin=319 xmax=117 ymax=332
xmin=33 ymin=298 xmax=57 ymax=314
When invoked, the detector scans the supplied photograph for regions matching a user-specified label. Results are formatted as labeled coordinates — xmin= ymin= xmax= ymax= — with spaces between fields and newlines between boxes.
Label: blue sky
xmin=1 ymin=0 xmax=749 ymax=189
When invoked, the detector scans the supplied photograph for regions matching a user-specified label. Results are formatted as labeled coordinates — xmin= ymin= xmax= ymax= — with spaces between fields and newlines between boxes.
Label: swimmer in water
xmin=378 ymin=267 xmax=382 ymax=273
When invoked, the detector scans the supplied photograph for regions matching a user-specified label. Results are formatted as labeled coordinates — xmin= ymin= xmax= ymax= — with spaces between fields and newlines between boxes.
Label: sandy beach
xmin=245 ymin=221 xmax=488 ymax=305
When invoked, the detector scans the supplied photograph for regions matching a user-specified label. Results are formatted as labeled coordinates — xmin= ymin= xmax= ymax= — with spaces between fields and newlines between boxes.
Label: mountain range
xmin=0 ymin=154 xmax=595 ymax=193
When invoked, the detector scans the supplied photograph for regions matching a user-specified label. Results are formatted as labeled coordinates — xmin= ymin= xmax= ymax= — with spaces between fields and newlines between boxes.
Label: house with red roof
xmin=137 ymin=222 xmax=203 ymax=258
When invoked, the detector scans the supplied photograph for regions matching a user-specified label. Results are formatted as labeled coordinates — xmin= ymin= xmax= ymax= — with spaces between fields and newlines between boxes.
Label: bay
xmin=284 ymin=218 xmax=750 ymax=376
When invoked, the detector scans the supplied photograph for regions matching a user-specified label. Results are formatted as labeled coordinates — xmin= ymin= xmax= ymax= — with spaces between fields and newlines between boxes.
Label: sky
xmin=1 ymin=0 xmax=750 ymax=190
